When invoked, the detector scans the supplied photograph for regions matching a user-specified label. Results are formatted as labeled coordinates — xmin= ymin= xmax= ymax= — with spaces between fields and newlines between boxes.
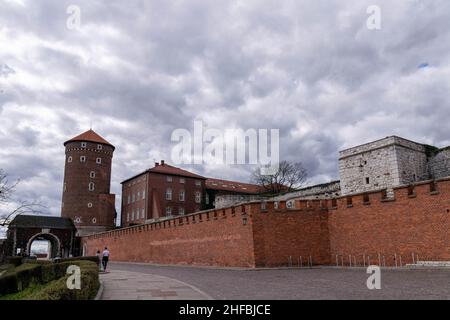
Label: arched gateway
xmin=5 ymin=215 xmax=77 ymax=259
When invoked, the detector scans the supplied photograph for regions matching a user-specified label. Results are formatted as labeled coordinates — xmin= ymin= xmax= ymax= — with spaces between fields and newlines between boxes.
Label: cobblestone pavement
xmin=109 ymin=262 xmax=450 ymax=300
xmin=100 ymin=270 xmax=212 ymax=300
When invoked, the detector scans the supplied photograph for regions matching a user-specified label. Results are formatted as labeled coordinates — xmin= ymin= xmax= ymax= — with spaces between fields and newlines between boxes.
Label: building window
xmin=167 ymin=176 xmax=173 ymax=182
xmin=142 ymin=189 xmax=145 ymax=199
xmin=97 ymin=144 xmax=102 ymax=150
xmin=179 ymin=190 xmax=185 ymax=202
xmin=92 ymin=217 xmax=97 ymax=224
xmin=166 ymin=188 xmax=172 ymax=200
xmin=205 ymin=193 xmax=210 ymax=205
xmin=365 ymin=177 xmax=370 ymax=184
xmin=166 ymin=207 xmax=172 ymax=216
xmin=64 ymin=183 xmax=67 ymax=192
xmin=88 ymin=202 xmax=93 ymax=208
xmin=127 ymin=212 xmax=130 ymax=222
xmin=195 ymin=191 xmax=201 ymax=203
xmin=180 ymin=178 xmax=185 ymax=184
xmin=75 ymin=217 xmax=81 ymax=224
xmin=195 ymin=180 xmax=201 ymax=187
xmin=136 ymin=208 xmax=140 ymax=220
xmin=96 ymin=157 xmax=102 ymax=164
xmin=137 ymin=191 xmax=140 ymax=200
xmin=68 ymin=156 xmax=72 ymax=163
xmin=89 ymin=182 xmax=95 ymax=191
xmin=81 ymin=142 xmax=87 ymax=148
xmin=132 ymin=194 xmax=135 ymax=203
xmin=90 ymin=171 xmax=96 ymax=178
xmin=80 ymin=156 xmax=86 ymax=163
xmin=179 ymin=207 xmax=185 ymax=215
xmin=132 ymin=210 xmax=135 ymax=221
xmin=141 ymin=207 xmax=145 ymax=219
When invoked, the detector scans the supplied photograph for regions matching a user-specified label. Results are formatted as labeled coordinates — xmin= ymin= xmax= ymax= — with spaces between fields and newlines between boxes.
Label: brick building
xmin=205 ymin=178 xmax=263 ymax=209
xmin=121 ymin=161 xmax=206 ymax=227
xmin=61 ymin=130 xmax=117 ymax=236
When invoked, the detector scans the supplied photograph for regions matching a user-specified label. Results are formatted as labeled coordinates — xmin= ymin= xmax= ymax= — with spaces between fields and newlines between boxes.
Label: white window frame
xmin=179 ymin=207 xmax=185 ymax=215
xmin=166 ymin=188 xmax=172 ymax=200
xmin=195 ymin=180 xmax=201 ymax=186
xmin=80 ymin=156 xmax=86 ymax=163
xmin=142 ymin=189 xmax=146 ymax=199
xmin=88 ymin=202 xmax=93 ymax=208
xmin=92 ymin=217 xmax=97 ymax=224
xmin=96 ymin=157 xmax=102 ymax=164
xmin=127 ymin=195 xmax=131 ymax=204
xmin=127 ymin=212 xmax=130 ymax=222
xmin=166 ymin=207 xmax=172 ymax=216
xmin=195 ymin=191 xmax=201 ymax=203
xmin=81 ymin=142 xmax=87 ymax=148
xmin=68 ymin=156 xmax=72 ymax=163
xmin=89 ymin=182 xmax=95 ymax=191
xmin=90 ymin=171 xmax=96 ymax=178
xmin=179 ymin=190 xmax=185 ymax=202
xmin=180 ymin=178 xmax=185 ymax=184
xmin=141 ymin=207 xmax=145 ymax=219
xmin=97 ymin=144 xmax=103 ymax=150
xmin=167 ymin=176 xmax=173 ymax=182
xmin=132 ymin=210 xmax=135 ymax=221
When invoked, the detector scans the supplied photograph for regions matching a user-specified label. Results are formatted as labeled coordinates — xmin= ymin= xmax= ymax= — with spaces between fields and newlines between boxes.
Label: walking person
xmin=96 ymin=250 xmax=102 ymax=271
xmin=102 ymin=247 xmax=110 ymax=272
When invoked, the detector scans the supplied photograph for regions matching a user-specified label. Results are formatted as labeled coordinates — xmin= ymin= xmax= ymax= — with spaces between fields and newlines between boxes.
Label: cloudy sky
xmin=1 ymin=0 xmax=450 ymax=226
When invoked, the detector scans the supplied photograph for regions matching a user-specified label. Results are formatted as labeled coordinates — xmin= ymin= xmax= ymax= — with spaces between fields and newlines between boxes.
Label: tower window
xmin=88 ymin=202 xmax=93 ymax=208
xmin=81 ymin=142 xmax=87 ymax=148
xmin=365 ymin=177 xmax=370 ymax=184
xmin=80 ymin=156 xmax=86 ymax=163
xmin=97 ymin=144 xmax=102 ymax=150
xmin=75 ymin=217 xmax=81 ymax=224
xmin=89 ymin=182 xmax=95 ymax=191
xmin=96 ymin=157 xmax=102 ymax=164
xmin=68 ymin=156 xmax=73 ymax=163
xmin=90 ymin=171 xmax=96 ymax=178
xmin=64 ymin=183 xmax=67 ymax=192
xmin=92 ymin=217 xmax=97 ymax=224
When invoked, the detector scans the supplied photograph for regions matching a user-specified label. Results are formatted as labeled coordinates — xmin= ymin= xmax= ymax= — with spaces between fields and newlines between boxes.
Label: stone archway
xmin=27 ymin=233 xmax=61 ymax=259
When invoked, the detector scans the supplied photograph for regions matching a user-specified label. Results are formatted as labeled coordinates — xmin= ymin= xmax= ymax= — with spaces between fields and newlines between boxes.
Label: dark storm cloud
xmin=1 ymin=0 xmax=450 ymax=226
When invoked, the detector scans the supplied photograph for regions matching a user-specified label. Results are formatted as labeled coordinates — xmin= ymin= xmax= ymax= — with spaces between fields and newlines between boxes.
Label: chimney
xmin=161 ymin=160 xmax=165 ymax=165
xmin=155 ymin=162 xmax=159 ymax=167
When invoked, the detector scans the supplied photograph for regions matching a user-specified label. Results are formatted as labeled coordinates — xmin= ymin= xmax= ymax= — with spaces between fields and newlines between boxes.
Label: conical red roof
xmin=64 ymin=129 xmax=114 ymax=149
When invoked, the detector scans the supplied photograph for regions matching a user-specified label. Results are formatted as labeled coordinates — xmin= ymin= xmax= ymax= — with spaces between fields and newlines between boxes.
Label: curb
xmin=94 ymin=280 xmax=104 ymax=300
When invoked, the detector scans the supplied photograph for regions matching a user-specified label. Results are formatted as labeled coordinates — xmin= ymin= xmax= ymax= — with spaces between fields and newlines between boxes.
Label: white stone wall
xmin=214 ymin=194 xmax=262 ymax=209
xmin=429 ymin=148 xmax=450 ymax=179
xmin=339 ymin=136 xmax=428 ymax=195
xmin=274 ymin=181 xmax=341 ymax=201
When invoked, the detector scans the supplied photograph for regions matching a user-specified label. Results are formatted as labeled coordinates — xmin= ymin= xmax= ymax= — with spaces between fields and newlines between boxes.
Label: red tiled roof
xmin=148 ymin=163 xmax=206 ymax=179
xmin=64 ymin=129 xmax=114 ymax=148
xmin=205 ymin=178 xmax=263 ymax=194
xmin=121 ymin=162 xmax=206 ymax=184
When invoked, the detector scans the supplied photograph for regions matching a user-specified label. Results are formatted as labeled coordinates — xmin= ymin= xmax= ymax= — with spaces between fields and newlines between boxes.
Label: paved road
xmin=108 ymin=262 xmax=450 ymax=300
xmin=100 ymin=270 xmax=212 ymax=300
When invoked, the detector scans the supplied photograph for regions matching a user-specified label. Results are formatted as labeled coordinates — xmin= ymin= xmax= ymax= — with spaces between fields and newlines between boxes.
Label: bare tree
xmin=0 ymin=169 xmax=45 ymax=227
xmin=251 ymin=161 xmax=308 ymax=195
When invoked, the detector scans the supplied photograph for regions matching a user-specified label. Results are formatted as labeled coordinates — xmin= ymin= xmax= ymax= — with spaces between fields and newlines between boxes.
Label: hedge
xmin=0 ymin=259 xmax=99 ymax=298
xmin=27 ymin=261 xmax=99 ymax=300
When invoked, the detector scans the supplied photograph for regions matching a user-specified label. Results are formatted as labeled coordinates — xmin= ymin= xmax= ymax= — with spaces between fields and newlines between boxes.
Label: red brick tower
xmin=61 ymin=130 xmax=116 ymax=236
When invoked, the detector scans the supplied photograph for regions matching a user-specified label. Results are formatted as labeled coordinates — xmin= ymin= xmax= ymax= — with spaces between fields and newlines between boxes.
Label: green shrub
xmin=0 ymin=273 xmax=18 ymax=296
xmin=0 ymin=260 xmax=99 ymax=299
xmin=6 ymin=257 xmax=23 ymax=267
xmin=27 ymin=261 xmax=99 ymax=300
xmin=57 ymin=256 xmax=100 ymax=266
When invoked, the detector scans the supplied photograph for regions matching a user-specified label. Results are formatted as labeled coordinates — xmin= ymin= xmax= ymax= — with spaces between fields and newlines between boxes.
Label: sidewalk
xmin=99 ymin=270 xmax=212 ymax=300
